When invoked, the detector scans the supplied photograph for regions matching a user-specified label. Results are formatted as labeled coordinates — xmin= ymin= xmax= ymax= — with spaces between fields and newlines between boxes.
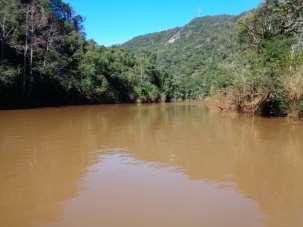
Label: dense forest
xmin=0 ymin=0 xmax=176 ymax=108
xmin=0 ymin=0 xmax=303 ymax=117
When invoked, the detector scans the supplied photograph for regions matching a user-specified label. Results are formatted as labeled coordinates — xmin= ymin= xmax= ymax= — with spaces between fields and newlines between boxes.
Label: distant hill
xmin=120 ymin=15 xmax=238 ymax=97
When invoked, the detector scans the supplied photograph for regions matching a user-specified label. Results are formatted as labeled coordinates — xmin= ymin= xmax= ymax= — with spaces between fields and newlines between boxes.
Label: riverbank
xmin=205 ymin=93 xmax=303 ymax=120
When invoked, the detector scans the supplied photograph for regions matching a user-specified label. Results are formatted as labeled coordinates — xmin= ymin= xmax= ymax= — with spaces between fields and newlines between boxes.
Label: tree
xmin=0 ymin=0 xmax=19 ymax=62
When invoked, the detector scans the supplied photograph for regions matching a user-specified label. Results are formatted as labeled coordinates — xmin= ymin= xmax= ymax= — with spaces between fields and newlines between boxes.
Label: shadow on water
xmin=0 ymin=103 xmax=303 ymax=227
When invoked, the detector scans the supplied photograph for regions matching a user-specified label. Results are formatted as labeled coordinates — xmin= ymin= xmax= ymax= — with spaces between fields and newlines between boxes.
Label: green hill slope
xmin=121 ymin=15 xmax=238 ymax=98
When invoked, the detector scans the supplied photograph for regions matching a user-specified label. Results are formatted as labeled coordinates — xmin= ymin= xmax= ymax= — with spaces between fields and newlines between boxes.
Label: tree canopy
xmin=0 ymin=0 xmax=175 ymax=108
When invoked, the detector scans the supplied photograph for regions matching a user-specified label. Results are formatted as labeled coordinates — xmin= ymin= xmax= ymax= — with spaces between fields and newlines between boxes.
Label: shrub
xmin=299 ymin=100 xmax=303 ymax=115
xmin=259 ymin=92 xmax=289 ymax=117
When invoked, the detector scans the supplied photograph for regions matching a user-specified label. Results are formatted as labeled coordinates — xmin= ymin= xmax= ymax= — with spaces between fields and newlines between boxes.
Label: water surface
xmin=0 ymin=103 xmax=303 ymax=227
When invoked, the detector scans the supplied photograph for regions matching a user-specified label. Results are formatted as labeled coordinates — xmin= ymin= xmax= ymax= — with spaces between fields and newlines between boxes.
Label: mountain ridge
xmin=121 ymin=14 xmax=238 ymax=50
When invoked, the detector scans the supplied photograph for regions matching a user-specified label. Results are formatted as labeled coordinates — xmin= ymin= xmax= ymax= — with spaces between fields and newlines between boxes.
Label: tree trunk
xmin=0 ymin=38 xmax=4 ymax=62
xmin=43 ymin=39 xmax=48 ymax=67
xmin=140 ymin=56 xmax=144 ymax=84
xmin=28 ymin=4 xmax=34 ymax=97
xmin=28 ymin=45 xmax=33 ymax=97
xmin=22 ymin=7 xmax=29 ymax=98
xmin=44 ymin=24 xmax=52 ymax=67
xmin=0 ymin=16 xmax=6 ymax=62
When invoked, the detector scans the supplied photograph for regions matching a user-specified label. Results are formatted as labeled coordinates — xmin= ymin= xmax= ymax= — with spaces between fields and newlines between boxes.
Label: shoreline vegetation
xmin=0 ymin=0 xmax=303 ymax=118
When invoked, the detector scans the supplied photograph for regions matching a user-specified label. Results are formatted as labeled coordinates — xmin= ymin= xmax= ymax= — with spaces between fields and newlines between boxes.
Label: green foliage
xmin=0 ymin=0 xmax=302 ymax=118
xmin=221 ymin=0 xmax=302 ymax=116
xmin=0 ymin=0 xmax=174 ymax=107
xmin=122 ymin=15 xmax=237 ymax=99
xmin=0 ymin=64 xmax=19 ymax=87
xmin=260 ymin=89 xmax=289 ymax=117
xmin=299 ymin=100 xmax=303 ymax=113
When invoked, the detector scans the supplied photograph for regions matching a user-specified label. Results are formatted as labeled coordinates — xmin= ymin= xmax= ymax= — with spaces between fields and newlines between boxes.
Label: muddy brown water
xmin=0 ymin=103 xmax=303 ymax=227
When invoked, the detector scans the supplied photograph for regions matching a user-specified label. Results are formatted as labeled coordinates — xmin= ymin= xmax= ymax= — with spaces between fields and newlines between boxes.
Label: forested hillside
xmin=1 ymin=0 xmax=303 ymax=117
xmin=122 ymin=15 xmax=237 ymax=99
xmin=123 ymin=0 xmax=303 ymax=117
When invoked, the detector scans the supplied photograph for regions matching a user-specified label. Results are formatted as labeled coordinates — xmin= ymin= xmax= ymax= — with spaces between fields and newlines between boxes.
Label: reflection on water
xmin=0 ymin=103 xmax=303 ymax=227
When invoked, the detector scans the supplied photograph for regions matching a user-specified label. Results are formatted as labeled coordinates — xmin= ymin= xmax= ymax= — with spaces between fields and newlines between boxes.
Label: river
xmin=0 ymin=103 xmax=303 ymax=227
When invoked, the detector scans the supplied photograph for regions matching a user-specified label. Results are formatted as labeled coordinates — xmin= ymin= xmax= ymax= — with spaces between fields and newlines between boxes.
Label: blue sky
xmin=65 ymin=0 xmax=261 ymax=46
